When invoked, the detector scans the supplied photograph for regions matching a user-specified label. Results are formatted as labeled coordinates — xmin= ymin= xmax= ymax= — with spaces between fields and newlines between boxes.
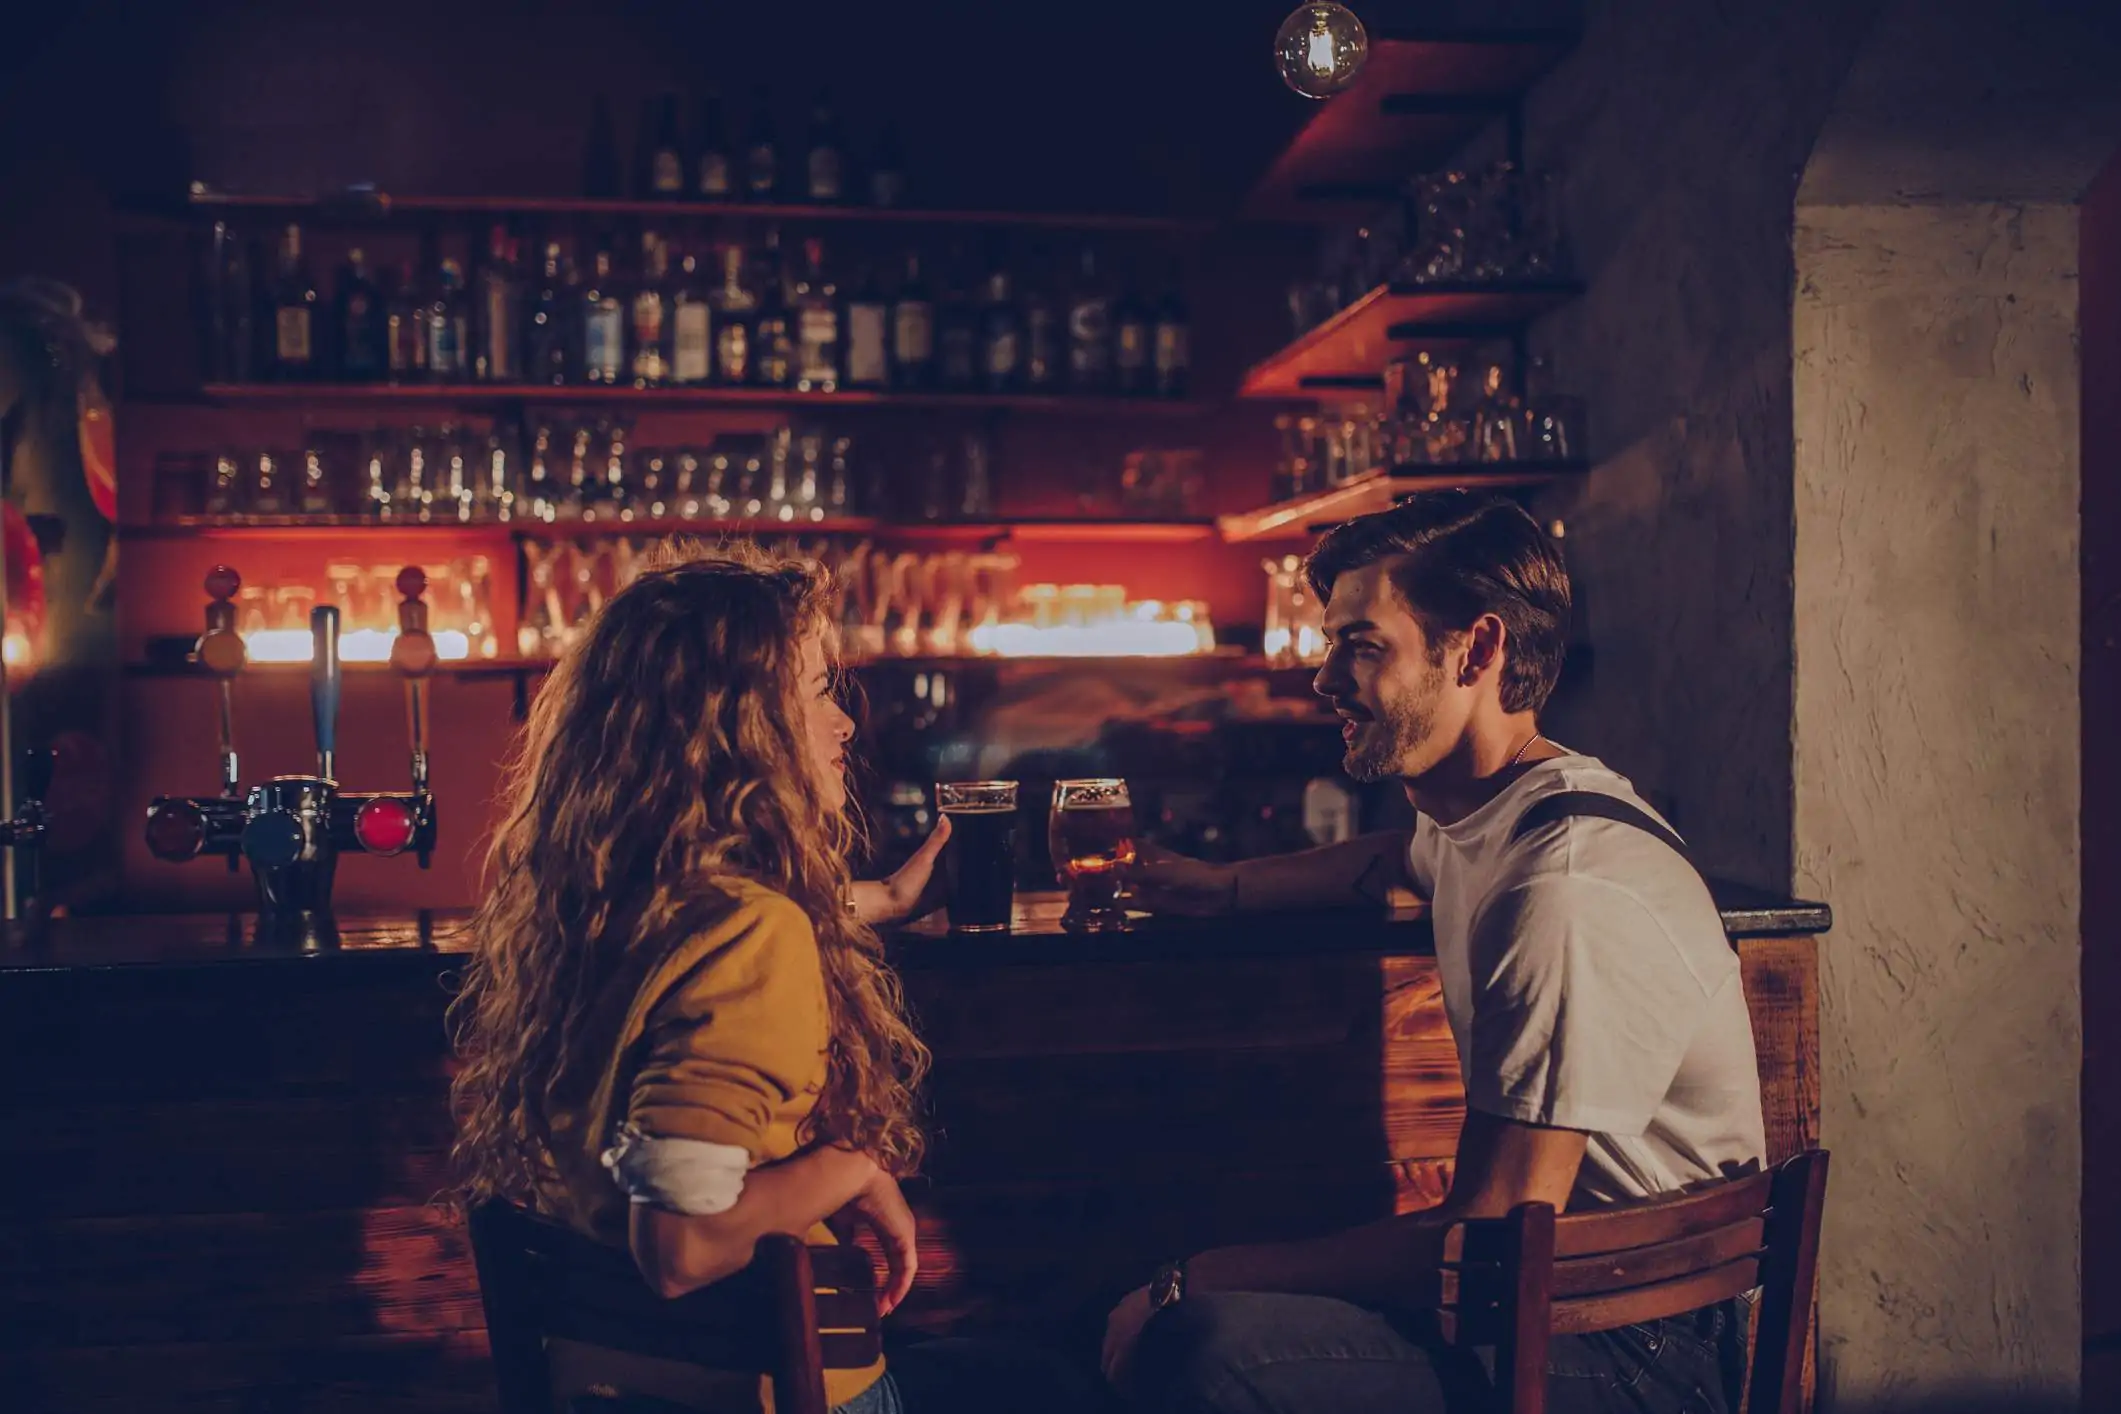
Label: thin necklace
xmin=1507 ymin=732 xmax=1545 ymax=769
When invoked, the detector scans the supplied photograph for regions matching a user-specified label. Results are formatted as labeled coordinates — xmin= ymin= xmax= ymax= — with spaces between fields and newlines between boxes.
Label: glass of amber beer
xmin=936 ymin=781 xmax=1019 ymax=933
xmin=1049 ymin=778 xmax=1137 ymax=933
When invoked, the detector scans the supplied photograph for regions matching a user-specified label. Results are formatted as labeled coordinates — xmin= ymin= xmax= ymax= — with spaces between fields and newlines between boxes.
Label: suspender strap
xmin=1509 ymin=790 xmax=1700 ymax=876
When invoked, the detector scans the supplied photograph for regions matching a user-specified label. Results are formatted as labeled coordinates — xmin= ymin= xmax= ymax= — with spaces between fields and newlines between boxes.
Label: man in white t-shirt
xmin=1100 ymin=491 xmax=1765 ymax=1414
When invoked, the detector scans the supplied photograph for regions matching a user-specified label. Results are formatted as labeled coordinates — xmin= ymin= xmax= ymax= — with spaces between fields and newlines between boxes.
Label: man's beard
xmin=1341 ymin=665 xmax=1444 ymax=783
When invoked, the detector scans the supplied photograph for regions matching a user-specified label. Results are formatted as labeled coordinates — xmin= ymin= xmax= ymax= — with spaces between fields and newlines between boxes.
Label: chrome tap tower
xmin=144 ymin=565 xmax=439 ymax=945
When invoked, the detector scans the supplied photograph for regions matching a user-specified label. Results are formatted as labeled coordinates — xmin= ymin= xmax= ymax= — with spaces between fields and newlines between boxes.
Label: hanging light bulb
xmin=1275 ymin=2 xmax=1370 ymax=99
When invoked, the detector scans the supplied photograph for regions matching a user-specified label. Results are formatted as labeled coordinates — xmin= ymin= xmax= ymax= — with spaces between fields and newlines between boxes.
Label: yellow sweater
xmin=541 ymin=880 xmax=886 ymax=1412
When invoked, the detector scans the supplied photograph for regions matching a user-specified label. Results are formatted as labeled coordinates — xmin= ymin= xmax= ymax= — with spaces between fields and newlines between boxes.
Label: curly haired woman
xmin=452 ymin=545 xmax=1095 ymax=1414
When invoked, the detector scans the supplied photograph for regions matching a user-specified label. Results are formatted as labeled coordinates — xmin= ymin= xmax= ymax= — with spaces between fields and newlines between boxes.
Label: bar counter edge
xmin=0 ymin=877 xmax=1830 ymax=975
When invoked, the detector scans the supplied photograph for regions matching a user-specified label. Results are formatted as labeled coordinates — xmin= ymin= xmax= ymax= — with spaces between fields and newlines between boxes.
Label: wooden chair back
xmin=466 ymin=1200 xmax=881 ymax=1414
xmin=1438 ymin=1150 xmax=1829 ymax=1414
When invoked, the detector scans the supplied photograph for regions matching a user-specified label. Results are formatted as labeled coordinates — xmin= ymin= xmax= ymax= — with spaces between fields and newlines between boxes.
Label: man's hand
xmin=1125 ymin=843 xmax=1238 ymax=917
xmin=831 ymin=1170 xmax=920 ymax=1315
xmin=1101 ymin=1284 xmax=1155 ymax=1384
xmin=851 ymin=816 xmax=953 ymax=928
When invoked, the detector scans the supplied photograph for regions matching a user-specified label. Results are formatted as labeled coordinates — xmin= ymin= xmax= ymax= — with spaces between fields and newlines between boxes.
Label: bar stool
xmin=467 ymin=1199 xmax=881 ymax=1414
xmin=1438 ymin=1150 xmax=1830 ymax=1414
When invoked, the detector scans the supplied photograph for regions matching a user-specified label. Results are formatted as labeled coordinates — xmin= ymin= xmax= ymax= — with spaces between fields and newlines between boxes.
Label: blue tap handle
xmin=310 ymin=606 xmax=341 ymax=780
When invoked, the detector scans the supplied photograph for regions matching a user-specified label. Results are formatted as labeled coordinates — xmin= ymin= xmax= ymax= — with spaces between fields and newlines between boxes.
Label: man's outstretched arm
xmin=1126 ymin=832 xmax=1416 ymax=916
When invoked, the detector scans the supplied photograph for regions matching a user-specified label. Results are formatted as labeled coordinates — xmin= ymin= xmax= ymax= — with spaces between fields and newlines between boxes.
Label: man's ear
xmin=1459 ymin=615 xmax=1508 ymax=686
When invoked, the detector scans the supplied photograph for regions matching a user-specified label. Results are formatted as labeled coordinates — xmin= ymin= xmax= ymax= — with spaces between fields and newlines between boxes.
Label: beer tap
xmin=0 ymin=745 xmax=54 ymax=917
xmin=144 ymin=566 xmax=440 ymax=943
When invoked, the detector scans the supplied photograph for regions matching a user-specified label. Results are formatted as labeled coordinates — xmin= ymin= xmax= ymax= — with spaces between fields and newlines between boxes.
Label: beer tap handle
xmin=389 ymin=567 xmax=437 ymax=801
xmin=310 ymin=605 xmax=341 ymax=782
xmin=198 ymin=566 xmax=245 ymax=797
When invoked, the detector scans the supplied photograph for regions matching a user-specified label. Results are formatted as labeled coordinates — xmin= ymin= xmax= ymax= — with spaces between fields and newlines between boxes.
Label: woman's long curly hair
xmin=449 ymin=543 xmax=927 ymax=1208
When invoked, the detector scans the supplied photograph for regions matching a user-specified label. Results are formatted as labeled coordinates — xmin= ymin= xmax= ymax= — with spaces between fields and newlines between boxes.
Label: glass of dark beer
xmin=936 ymin=781 xmax=1019 ymax=933
xmin=1050 ymin=778 xmax=1138 ymax=933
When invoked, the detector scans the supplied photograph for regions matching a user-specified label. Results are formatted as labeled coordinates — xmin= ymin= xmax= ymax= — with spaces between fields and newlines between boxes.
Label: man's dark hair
xmin=1305 ymin=490 xmax=1572 ymax=714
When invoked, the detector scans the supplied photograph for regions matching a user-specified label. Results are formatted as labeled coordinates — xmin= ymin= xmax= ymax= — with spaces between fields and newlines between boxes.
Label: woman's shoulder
xmin=643 ymin=881 xmax=822 ymax=1007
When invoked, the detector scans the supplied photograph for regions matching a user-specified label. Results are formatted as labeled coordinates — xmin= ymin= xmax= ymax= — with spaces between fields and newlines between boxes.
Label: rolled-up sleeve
xmin=625 ymin=894 xmax=830 ymax=1159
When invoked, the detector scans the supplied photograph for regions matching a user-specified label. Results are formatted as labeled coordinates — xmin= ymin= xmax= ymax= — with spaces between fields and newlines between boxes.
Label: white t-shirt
xmin=1406 ymin=754 xmax=1767 ymax=1205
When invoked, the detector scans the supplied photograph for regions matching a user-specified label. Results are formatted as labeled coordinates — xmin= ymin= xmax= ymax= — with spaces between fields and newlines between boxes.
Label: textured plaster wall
xmin=1520 ymin=0 xmax=1881 ymax=887
xmin=1793 ymin=201 xmax=2083 ymax=1409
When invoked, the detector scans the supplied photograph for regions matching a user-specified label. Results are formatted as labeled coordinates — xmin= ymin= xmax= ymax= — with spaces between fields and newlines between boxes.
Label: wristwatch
xmin=1149 ymin=1259 xmax=1188 ymax=1312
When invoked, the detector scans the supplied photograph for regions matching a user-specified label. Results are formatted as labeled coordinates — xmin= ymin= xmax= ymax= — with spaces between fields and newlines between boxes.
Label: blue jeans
xmin=1123 ymin=1292 xmax=1749 ymax=1414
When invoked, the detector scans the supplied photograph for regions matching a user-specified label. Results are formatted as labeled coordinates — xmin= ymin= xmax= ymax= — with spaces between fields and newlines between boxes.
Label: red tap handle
xmin=389 ymin=567 xmax=437 ymax=678
xmin=389 ymin=567 xmax=435 ymax=798
xmin=197 ymin=565 xmax=246 ymax=677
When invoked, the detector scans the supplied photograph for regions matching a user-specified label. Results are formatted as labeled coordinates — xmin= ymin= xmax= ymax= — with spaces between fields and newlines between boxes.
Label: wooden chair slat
xmin=813 ymin=1288 xmax=883 ymax=1332
xmin=1548 ymin=1257 xmax=1761 ymax=1336
xmin=1442 ymin=1214 xmax=1765 ymax=1303
xmin=1553 ymin=1215 xmax=1765 ymax=1297
xmin=1550 ymin=1170 xmax=1774 ymax=1258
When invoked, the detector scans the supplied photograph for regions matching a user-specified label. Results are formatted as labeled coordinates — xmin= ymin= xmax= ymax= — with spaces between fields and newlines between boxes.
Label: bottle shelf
xmin=168 ymin=188 xmax=1195 ymax=234
xmin=1215 ymin=462 xmax=1588 ymax=543
xmin=1244 ymin=29 xmax=1578 ymax=224
xmin=1237 ymin=281 xmax=1580 ymax=399
xmin=125 ymin=651 xmax=1266 ymax=680
xmin=181 ymin=383 xmax=1206 ymax=416
xmin=122 ymin=516 xmax=1218 ymax=545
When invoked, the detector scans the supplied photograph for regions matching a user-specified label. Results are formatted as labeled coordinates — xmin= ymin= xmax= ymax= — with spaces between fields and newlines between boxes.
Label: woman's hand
xmin=831 ymin=1170 xmax=920 ymax=1315
xmin=850 ymin=816 xmax=953 ymax=928
xmin=1101 ymin=1284 xmax=1155 ymax=1384
xmin=1125 ymin=843 xmax=1239 ymax=917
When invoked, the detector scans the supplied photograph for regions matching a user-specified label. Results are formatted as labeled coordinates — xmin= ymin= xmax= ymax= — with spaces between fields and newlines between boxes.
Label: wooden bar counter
xmin=0 ymin=885 xmax=1827 ymax=1414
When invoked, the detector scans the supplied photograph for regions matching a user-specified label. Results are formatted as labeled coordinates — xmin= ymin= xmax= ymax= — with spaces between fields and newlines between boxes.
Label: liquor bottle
xmin=643 ymin=95 xmax=685 ymax=198
xmin=979 ymin=267 xmax=1023 ymax=392
xmin=475 ymin=225 xmax=523 ymax=382
xmin=751 ymin=229 xmax=794 ymax=388
xmin=744 ymin=90 xmax=778 ymax=200
xmin=791 ymin=237 xmax=841 ymax=392
xmin=1114 ymin=276 xmax=1152 ymax=396
xmin=843 ymin=260 xmax=891 ymax=391
xmin=425 ymin=258 xmax=470 ymax=382
xmin=270 ymin=224 xmax=318 ymax=381
xmin=1022 ymin=260 xmax=1060 ymax=392
xmin=526 ymin=240 xmax=577 ymax=385
xmin=1066 ymin=247 xmax=1114 ymax=393
xmin=890 ymin=251 xmax=936 ymax=389
xmin=936 ymin=253 xmax=978 ymax=392
xmin=205 ymin=220 xmax=252 ymax=382
xmin=695 ymin=90 xmax=733 ymax=199
xmin=584 ymin=94 xmax=621 ymax=199
xmin=630 ymin=231 xmax=671 ymax=387
xmin=710 ymin=241 xmax=756 ymax=385
xmin=670 ymin=245 xmax=713 ymax=386
xmin=334 ymin=247 xmax=386 ymax=381
xmin=385 ymin=260 xmax=424 ymax=383
xmin=804 ymin=91 xmax=845 ymax=203
xmin=868 ymin=121 xmax=907 ymax=208
xmin=580 ymin=245 xmax=626 ymax=385
xmin=1153 ymin=267 xmax=1191 ymax=399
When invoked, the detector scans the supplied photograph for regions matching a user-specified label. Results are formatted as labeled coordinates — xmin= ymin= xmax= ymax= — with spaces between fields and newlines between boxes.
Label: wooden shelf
xmin=182 ymin=383 xmax=1206 ymax=416
xmin=1245 ymin=30 xmax=1577 ymax=223
xmin=124 ymin=658 xmax=534 ymax=680
xmin=122 ymin=520 xmax=519 ymax=541
xmin=122 ymin=516 xmax=1213 ymax=545
xmin=169 ymin=188 xmax=1194 ymax=233
xmin=1238 ymin=281 xmax=1580 ymax=399
xmin=1216 ymin=462 xmax=1587 ymax=542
